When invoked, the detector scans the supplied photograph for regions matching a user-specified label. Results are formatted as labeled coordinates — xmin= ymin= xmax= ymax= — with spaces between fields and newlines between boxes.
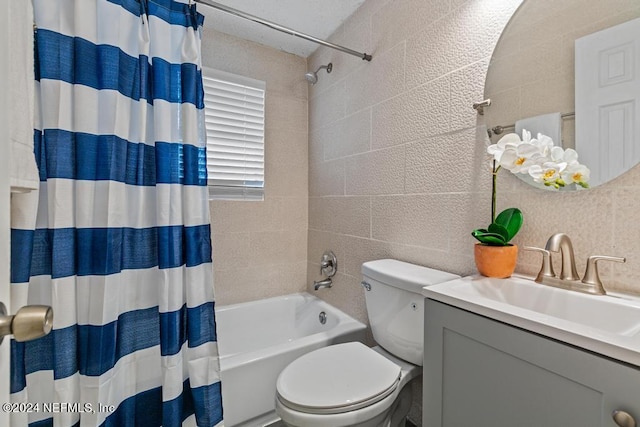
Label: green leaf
xmin=493 ymin=208 xmax=523 ymax=242
xmin=488 ymin=222 xmax=509 ymax=241
xmin=471 ymin=229 xmax=507 ymax=245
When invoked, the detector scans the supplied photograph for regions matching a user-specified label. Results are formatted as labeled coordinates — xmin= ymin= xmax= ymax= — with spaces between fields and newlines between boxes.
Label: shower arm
xmin=195 ymin=0 xmax=373 ymax=61
xmin=315 ymin=63 xmax=332 ymax=73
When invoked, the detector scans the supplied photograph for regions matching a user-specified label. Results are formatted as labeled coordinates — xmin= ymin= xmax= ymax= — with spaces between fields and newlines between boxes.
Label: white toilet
xmin=275 ymin=259 xmax=460 ymax=427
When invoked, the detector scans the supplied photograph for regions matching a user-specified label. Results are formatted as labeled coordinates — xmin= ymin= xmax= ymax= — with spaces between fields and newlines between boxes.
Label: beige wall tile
xmin=345 ymin=42 xmax=406 ymax=114
xmin=405 ymin=0 xmax=520 ymax=90
xmin=211 ymin=198 xmax=299 ymax=234
xmin=512 ymin=187 xmax=615 ymax=277
xmin=341 ymin=235 xmax=393 ymax=277
xmin=211 ymin=233 xmax=250 ymax=271
xmin=200 ymin=29 xmax=249 ymax=76
xmin=324 ymin=109 xmax=372 ymax=161
xmin=309 ymin=196 xmax=371 ymax=237
xmin=248 ymin=230 xmax=308 ymax=266
xmin=266 ymin=94 xmax=308 ymax=133
xmin=346 ymin=145 xmax=405 ymax=195
xmin=371 ymin=0 xmax=451 ymax=55
xmin=371 ymin=194 xmax=452 ymax=249
xmin=450 ymin=59 xmax=490 ymax=130
xmin=405 ymin=128 xmax=492 ymax=194
xmin=611 ymin=188 xmax=640 ymax=292
xmin=309 ymin=81 xmax=347 ymax=131
xmin=202 ymin=29 xmax=308 ymax=305
xmin=265 ymin=128 xmax=308 ymax=198
xmin=307 ymin=230 xmax=347 ymax=273
xmin=372 ymin=75 xmax=451 ymax=149
xmin=309 ymin=158 xmax=345 ymax=197
xmin=309 ymin=127 xmax=325 ymax=165
xmin=215 ymin=261 xmax=307 ymax=305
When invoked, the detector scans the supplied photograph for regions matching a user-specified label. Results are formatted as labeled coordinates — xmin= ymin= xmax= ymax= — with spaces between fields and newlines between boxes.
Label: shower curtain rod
xmin=194 ymin=0 xmax=373 ymax=61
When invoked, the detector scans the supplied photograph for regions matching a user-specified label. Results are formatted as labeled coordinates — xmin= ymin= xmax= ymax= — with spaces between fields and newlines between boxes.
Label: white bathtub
xmin=216 ymin=292 xmax=367 ymax=426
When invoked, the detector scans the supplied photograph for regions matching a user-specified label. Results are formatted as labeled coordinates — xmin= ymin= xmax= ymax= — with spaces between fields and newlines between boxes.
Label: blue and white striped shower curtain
xmin=10 ymin=0 xmax=223 ymax=426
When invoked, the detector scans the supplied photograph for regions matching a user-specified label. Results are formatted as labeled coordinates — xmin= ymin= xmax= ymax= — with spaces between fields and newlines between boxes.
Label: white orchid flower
xmin=535 ymin=133 xmax=555 ymax=157
xmin=521 ymin=129 xmax=533 ymax=144
xmin=487 ymin=133 xmax=521 ymax=163
xmin=562 ymin=148 xmax=580 ymax=164
xmin=549 ymin=146 xmax=578 ymax=163
xmin=528 ymin=161 xmax=567 ymax=188
xmin=489 ymin=130 xmax=590 ymax=190
xmin=498 ymin=142 xmax=543 ymax=174
xmin=550 ymin=146 xmax=565 ymax=162
xmin=561 ymin=162 xmax=590 ymax=188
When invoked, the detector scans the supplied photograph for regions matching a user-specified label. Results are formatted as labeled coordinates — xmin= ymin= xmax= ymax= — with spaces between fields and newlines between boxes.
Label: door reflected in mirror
xmin=483 ymin=0 xmax=640 ymax=190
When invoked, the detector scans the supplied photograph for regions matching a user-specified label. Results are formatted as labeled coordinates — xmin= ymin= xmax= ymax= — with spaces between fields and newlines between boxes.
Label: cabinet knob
xmin=612 ymin=410 xmax=636 ymax=427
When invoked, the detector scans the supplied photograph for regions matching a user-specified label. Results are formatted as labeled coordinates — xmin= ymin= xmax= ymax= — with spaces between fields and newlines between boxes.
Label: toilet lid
xmin=276 ymin=342 xmax=401 ymax=415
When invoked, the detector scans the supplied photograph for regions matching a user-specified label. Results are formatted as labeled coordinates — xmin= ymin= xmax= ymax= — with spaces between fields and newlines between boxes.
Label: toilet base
xmin=276 ymin=345 xmax=421 ymax=427
xmin=277 ymin=379 xmax=413 ymax=427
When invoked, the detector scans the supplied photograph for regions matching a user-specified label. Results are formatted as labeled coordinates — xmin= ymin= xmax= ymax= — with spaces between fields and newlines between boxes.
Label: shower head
xmin=305 ymin=63 xmax=333 ymax=85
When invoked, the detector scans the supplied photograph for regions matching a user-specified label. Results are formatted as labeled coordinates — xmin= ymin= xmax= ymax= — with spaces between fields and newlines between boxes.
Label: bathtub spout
xmin=313 ymin=278 xmax=332 ymax=290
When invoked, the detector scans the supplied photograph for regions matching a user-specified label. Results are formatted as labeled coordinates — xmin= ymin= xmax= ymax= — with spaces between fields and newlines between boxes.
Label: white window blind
xmin=202 ymin=68 xmax=265 ymax=200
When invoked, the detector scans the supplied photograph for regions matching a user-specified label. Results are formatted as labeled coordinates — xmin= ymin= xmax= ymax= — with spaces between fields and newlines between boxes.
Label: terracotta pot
xmin=474 ymin=243 xmax=518 ymax=278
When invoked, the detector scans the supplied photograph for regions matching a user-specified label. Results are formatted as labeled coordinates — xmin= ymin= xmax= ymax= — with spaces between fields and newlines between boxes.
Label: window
xmin=202 ymin=67 xmax=265 ymax=200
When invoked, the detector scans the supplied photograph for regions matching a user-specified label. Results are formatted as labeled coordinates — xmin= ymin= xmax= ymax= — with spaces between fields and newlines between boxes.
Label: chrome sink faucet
xmin=525 ymin=233 xmax=625 ymax=295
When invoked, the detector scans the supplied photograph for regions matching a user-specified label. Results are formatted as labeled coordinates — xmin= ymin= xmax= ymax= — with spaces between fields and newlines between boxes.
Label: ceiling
xmin=197 ymin=0 xmax=367 ymax=58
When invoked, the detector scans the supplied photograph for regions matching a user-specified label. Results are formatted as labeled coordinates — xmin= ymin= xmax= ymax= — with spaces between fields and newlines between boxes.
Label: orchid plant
xmin=488 ymin=130 xmax=590 ymax=190
xmin=471 ymin=130 xmax=591 ymax=246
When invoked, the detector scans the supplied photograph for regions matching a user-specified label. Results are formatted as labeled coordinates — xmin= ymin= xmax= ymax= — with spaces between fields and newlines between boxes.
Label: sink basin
xmin=423 ymin=275 xmax=640 ymax=366
xmin=455 ymin=276 xmax=640 ymax=336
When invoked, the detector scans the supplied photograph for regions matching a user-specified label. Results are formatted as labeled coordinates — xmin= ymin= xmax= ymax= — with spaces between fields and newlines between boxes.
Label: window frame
xmin=201 ymin=67 xmax=266 ymax=201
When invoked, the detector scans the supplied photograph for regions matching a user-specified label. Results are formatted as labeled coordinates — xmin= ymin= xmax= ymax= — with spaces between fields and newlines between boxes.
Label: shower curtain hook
xmin=139 ymin=0 xmax=149 ymax=24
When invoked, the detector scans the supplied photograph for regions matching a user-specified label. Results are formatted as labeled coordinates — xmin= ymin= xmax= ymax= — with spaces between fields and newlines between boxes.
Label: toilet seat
xmin=276 ymin=342 xmax=401 ymax=415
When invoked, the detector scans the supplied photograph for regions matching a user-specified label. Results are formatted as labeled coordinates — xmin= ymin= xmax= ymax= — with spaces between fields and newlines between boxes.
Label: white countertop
xmin=422 ymin=274 xmax=640 ymax=367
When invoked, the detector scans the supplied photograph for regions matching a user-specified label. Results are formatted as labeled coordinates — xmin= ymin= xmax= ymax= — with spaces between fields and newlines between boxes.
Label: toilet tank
xmin=361 ymin=259 xmax=460 ymax=366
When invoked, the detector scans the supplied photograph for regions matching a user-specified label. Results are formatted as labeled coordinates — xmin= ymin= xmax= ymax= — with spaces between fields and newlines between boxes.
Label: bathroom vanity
xmin=422 ymin=275 xmax=640 ymax=427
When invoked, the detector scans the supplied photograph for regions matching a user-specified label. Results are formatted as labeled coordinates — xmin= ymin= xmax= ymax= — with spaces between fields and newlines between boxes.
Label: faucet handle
xmin=319 ymin=250 xmax=338 ymax=277
xmin=524 ymin=246 xmax=556 ymax=283
xmin=581 ymin=255 xmax=626 ymax=295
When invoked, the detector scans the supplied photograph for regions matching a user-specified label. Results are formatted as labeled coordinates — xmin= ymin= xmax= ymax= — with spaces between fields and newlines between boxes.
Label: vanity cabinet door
xmin=423 ymin=299 xmax=640 ymax=427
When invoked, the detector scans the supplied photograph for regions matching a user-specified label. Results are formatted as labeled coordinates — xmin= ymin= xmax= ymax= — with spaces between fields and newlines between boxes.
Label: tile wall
xmin=201 ymin=28 xmax=309 ymax=305
xmin=308 ymin=0 xmax=640 ymax=322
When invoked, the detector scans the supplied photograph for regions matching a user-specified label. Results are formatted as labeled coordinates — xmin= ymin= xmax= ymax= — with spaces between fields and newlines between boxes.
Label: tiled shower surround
xmin=202 ymin=29 xmax=309 ymax=305
xmin=307 ymin=0 xmax=640 ymax=320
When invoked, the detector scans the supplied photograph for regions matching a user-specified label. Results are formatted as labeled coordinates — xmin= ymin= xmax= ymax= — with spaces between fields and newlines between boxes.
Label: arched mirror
xmin=484 ymin=0 xmax=640 ymax=190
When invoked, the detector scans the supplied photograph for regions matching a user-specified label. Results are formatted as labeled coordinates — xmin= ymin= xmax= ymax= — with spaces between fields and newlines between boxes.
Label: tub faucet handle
xmin=319 ymin=250 xmax=337 ymax=277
